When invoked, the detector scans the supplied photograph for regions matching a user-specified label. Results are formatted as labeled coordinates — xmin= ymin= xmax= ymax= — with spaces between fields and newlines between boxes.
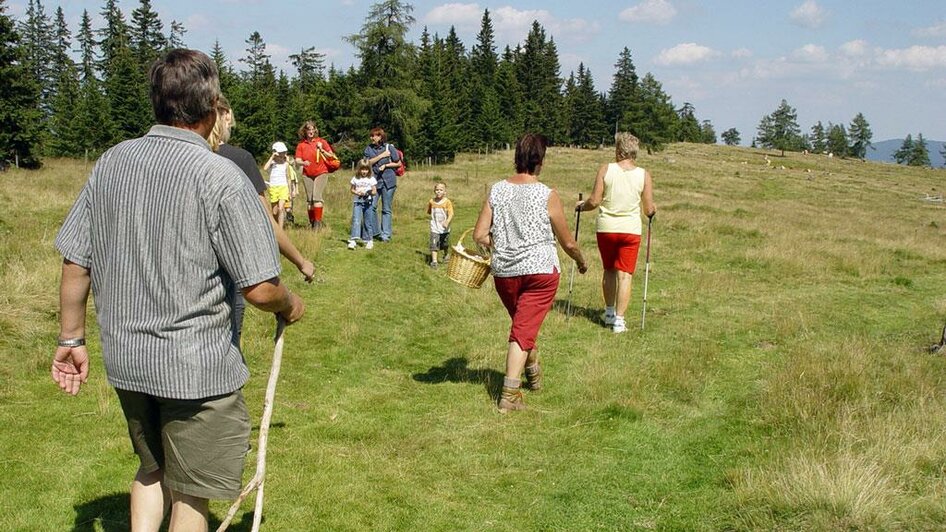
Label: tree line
xmin=3 ymin=0 xmax=943 ymax=170
xmin=1 ymin=0 xmax=723 ymax=169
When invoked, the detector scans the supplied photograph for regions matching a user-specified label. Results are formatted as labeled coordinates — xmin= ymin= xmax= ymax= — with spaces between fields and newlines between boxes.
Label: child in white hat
xmin=263 ymin=141 xmax=298 ymax=228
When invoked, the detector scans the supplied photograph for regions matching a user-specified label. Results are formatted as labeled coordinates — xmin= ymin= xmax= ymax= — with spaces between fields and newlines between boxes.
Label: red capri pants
xmin=596 ymin=232 xmax=642 ymax=274
xmin=493 ymin=270 xmax=560 ymax=351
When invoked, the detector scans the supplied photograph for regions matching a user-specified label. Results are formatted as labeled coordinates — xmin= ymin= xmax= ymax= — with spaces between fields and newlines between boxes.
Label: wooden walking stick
xmin=565 ymin=193 xmax=583 ymax=321
xmin=217 ymin=316 xmax=287 ymax=532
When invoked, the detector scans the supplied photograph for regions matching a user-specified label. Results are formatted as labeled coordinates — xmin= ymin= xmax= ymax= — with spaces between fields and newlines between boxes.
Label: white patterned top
xmin=488 ymin=180 xmax=560 ymax=277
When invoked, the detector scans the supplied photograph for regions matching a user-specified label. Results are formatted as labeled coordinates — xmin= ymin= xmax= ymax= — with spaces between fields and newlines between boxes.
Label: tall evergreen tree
xmin=893 ymin=134 xmax=914 ymax=165
xmin=496 ymin=45 xmax=523 ymax=145
xmin=634 ymin=73 xmax=676 ymax=153
xmin=289 ymin=46 xmax=326 ymax=93
xmin=130 ymin=0 xmax=166 ymax=70
xmin=441 ymin=26 xmax=470 ymax=149
xmin=48 ymin=8 xmax=84 ymax=157
xmin=346 ymin=0 xmax=424 ymax=149
xmin=75 ymin=9 xmax=114 ymax=154
xmin=756 ymin=99 xmax=802 ymax=156
xmin=607 ymin=47 xmax=640 ymax=135
xmin=17 ymin=0 xmax=54 ymax=114
xmin=0 ymin=0 xmax=43 ymax=167
xmin=416 ymin=29 xmax=455 ymax=160
xmin=517 ymin=21 xmax=562 ymax=141
xmin=675 ymin=102 xmax=701 ymax=142
xmin=318 ymin=65 xmax=366 ymax=144
xmin=910 ymin=133 xmax=931 ymax=167
xmin=210 ymin=39 xmax=236 ymax=96
xmin=98 ymin=0 xmax=130 ymax=78
xmin=233 ymin=31 xmax=279 ymax=158
xmin=700 ymin=120 xmax=717 ymax=144
xmin=167 ymin=20 xmax=186 ymax=49
xmin=468 ymin=9 xmax=502 ymax=149
xmin=810 ymin=121 xmax=826 ymax=153
xmin=847 ymin=112 xmax=872 ymax=159
xmin=721 ymin=127 xmax=740 ymax=146
xmin=105 ymin=42 xmax=151 ymax=142
xmin=564 ymin=63 xmax=606 ymax=146
xmin=826 ymin=122 xmax=848 ymax=157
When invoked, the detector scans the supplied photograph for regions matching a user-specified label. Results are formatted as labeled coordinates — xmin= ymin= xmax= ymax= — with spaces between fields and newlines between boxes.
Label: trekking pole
xmin=640 ymin=214 xmax=654 ymax=332
xmin=217 ymin=316 xmax=287 ymax=532
xmin=565 ymin=193 xmax=583 ymax=321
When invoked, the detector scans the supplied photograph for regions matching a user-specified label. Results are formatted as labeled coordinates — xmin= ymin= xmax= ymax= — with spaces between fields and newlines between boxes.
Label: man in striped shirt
xmin=51 ymin=49 xmax=305 ymax=531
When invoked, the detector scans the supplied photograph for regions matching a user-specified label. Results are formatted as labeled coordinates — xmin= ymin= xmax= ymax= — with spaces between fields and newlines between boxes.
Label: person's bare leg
xmin=505 ymin=341 xmax=528 ymax=380
xmin=602 ymin=269 xmax=617 ymax=307
xmin=168 ymin=490 xmax=209 ymax=532
xmin=130 ymin=468 xmax=169 ymax=532
xmin=615 ymin=271 xmax=633 ymax=318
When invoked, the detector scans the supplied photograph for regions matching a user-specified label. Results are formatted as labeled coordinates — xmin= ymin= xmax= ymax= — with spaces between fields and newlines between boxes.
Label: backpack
xmin=389 ymin=144 xmax=406 ymax=177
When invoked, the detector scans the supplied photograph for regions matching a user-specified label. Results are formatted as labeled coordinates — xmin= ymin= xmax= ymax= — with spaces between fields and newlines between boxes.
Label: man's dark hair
xmin=149 ymin=49 xmax=219 ymax=126
xmin=514 ymin=133 xmax=548 ymax=174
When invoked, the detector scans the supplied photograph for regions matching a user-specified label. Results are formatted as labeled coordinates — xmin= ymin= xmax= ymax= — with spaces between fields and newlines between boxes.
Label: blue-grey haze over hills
xmin=867 ymin=139 xmax=946 ymax=168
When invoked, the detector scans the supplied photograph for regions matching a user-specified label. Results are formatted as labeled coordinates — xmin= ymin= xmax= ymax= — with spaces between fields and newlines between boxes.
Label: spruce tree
xmin=517 ymin=21 xmax=562 ymax=141
xmin=442 ymin=26 xmax=470 ymax=150
xmin=167 ymin=20 xmax=186 ymax=49
xmin=910 ymin=133 xmax=931 ymax=167
xmin=105 ymin=42 xmax=151 ymax=142
xmin=496 ymin=46 xmax=523 ymax=145
xmin=826 ymin=122 xmax=848 ymax=157
xmin=675 ymin=102 xmax=702 ymax=142
xmin=847 ymin=112 xmax=872 ymax=159
xmin=75 ymin=9 xmax=114 ymax=155
xmin=468 ymin=10 xmax=502 ymax=149
xmin=700 ymin=120 xmax=716 ymax=144
xmin=318 ymin=65 xmax=367 ymax=146
xmin=346 ymin=0 xmax=423 ymax=150
xmin=607 ymin=47 xmax=640 ymax=136
xmin=566 ymin=63 xmax=606 ymax=147
xmin=234 ymin=31 xmax=279 ymax=158
xmin=0 ymin=0 xmax=43 ymax=168
xmin=893 ymin=135 xmax=913 ymax=165
xmin=17 ymin=0 xmax=54 ymax=114
xmin=756 ymin=99 xmax=802 ymax=156
xmin=721 ymin=128 xmax=740 ymax=146
xmin=211 ymin=39 xmax=237 ymax=96
xmin=47 ymin=9 xmax=83 ymax=157
xmin=635 ymin=73 xmax=676 ymax=153
xmin=810 ymin=121 xmax=826 ymax=153
xmin=130 ymin=0 xmax=166 ymax=71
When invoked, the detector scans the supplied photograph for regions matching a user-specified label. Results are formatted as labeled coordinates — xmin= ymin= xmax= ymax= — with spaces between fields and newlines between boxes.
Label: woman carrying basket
xmin=473 ymin=133 xmax=588 ymax=413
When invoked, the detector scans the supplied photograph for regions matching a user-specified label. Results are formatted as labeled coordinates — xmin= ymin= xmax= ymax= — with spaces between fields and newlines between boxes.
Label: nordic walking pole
xmin=640 ymin=214 xmax=654 ymax=331
xmin=565 ymin=193 xmax=583 ymax=320
xmin=217 ymin=316 xmax=287 ymax=532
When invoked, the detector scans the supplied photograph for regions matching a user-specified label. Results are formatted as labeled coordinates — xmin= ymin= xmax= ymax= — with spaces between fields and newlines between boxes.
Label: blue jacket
xmin=364 ymin=143 xmax=400 ymax=190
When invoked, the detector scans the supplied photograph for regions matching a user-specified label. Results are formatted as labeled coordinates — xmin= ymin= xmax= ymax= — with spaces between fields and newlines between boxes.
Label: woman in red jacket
xmin=295 ymin=121 xmax=338 ymax=230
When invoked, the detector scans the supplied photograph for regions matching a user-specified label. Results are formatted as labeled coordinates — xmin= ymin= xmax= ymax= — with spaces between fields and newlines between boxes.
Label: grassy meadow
xmin=1 ymin=143 xmax=946 ymax=530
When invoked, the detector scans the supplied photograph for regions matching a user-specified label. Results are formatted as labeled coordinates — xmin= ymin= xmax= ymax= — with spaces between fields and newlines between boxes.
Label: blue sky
xmin=11 ymin=0 xmax=946 ymax=142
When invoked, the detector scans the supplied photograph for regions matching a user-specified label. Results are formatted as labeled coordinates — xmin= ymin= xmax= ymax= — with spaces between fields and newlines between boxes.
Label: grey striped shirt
xmin=56 ymin=125 xmax=280 ymax=399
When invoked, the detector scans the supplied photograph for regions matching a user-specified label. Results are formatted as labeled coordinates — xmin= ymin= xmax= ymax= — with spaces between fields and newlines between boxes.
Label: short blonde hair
xmin=615 ymin=132 xmax=639 ymax=161
xmin=207 ymin=94 xmax=233 ymax=151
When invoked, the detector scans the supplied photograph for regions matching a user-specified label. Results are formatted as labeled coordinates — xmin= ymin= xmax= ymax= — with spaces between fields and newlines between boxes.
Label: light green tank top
xmin=595 ymin=163 xmax=644 ymax=235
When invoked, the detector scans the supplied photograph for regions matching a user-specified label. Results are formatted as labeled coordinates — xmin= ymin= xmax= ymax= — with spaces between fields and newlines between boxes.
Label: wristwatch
xmin=57 ymin=337 xmax=86 ymax=348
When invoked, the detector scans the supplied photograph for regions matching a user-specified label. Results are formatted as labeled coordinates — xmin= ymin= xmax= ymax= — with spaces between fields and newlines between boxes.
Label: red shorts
xmin=596 ymin=232 xmax=642 ymax=273
xmin=493 ymin=270 xmax=560 ymax=351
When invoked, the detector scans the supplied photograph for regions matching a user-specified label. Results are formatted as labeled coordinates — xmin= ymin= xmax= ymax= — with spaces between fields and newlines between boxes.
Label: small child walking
xmin=263 ymin=141 xmax=298 ymax=228
xmin=348 ymin=158 xmax=378 ymax=250
xmin=427 ymin=182 xmax=454 ymax=268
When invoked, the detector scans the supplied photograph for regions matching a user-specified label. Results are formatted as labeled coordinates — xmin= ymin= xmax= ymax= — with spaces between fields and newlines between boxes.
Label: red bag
xmin=325 ymin=155 xmax=341 ymax=173
xmin=394 ymin=148 xmax=405 ymax=177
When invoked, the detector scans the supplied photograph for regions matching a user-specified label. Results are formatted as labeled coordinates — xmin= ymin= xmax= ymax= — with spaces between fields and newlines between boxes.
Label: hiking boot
xmin=430 ymin=261 xmax=439 ymax=269
xmin=524 ymin=363 xmax=542 ymax=392
xmin=613 ymin=318 xmax=627 ymax=334
xmin=498 ymin=386 xmax=526 ymax=412
xmin=601 ymin=312 xmax=616 ymax=326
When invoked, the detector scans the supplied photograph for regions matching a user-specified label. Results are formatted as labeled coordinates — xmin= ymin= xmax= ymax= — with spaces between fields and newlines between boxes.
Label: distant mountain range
xmin=867 ymin=138 xmax=945 ymax=167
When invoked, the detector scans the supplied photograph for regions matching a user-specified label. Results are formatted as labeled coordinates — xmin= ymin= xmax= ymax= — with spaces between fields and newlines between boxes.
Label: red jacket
xmin=295 ymin=137 xmax=335 ymax=178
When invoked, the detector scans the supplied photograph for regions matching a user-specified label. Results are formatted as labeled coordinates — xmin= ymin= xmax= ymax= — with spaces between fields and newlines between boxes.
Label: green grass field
xmin=2 ymin=144 xmax=945 ymax=530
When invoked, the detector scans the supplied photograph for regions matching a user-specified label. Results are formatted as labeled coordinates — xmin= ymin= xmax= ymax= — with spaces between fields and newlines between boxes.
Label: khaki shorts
xmin=115 ymin=388 xmax=251 ymax=500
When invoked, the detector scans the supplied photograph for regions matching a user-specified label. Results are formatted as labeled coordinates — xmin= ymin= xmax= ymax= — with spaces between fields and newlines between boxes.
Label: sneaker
xmin=347 ymin=240 xmax=356 ymax=250
xmin=601 ymin=312 xmax=616 ymax=326
xmin=365 ymin=240 xmax=374 ymax=250
xmin=498 ymin=386 xmax=526 ymax=412
xmin=612 ymin=318 xmax=627 ymax=334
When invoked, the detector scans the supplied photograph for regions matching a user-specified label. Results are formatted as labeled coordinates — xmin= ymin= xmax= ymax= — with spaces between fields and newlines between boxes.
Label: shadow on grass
xmin=552 ymin=298 xmax=600 ymax=325
xmin=72 ymin=492 xmax=256 ymax=531
xmin=412 ymin=357 xmax=504 ymax=400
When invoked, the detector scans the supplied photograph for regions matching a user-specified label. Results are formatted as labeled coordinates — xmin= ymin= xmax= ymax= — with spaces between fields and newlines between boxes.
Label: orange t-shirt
xmin=295 ymin=137 xmax=335 ymax=178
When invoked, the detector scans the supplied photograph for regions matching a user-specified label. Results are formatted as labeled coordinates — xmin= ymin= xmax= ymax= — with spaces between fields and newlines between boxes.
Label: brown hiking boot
xmin=524 ymin=363 xmax=542 ymax=392
xmin=498 ymin=386 xmax=526 ymax=412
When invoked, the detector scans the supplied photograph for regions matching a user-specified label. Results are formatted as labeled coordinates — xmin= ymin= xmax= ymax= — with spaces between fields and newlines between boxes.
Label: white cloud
xmin=424 ymin=3 xmax=483 ymax=29
xmin=185 ymin=14 xmax=210 ymax=32
xmin=790 ymin=0 xmax=827 ymax=29
xmin=875 ymin=45 xmax=946 ymax=71
xmin=914 ymin=21 xmax=946 ymax=39
xmin=840 ymin=39 xmax=868 ymax=56
xmin=791 ymin=44 xmax=828 ymax=63
xmin=619 ymin=0 xmax=677 ymax=25
xmin=731 ymin=48 xmax=753 ymax=59
xmin=485 ymin=7 xmax=597 ymax=44
xmin=655 ymin=43 xmax=721 ymax=66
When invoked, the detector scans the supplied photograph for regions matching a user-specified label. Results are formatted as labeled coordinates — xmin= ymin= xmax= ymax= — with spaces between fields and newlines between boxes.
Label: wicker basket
xmin=446 ymin=228 xmax=491 ymax=289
